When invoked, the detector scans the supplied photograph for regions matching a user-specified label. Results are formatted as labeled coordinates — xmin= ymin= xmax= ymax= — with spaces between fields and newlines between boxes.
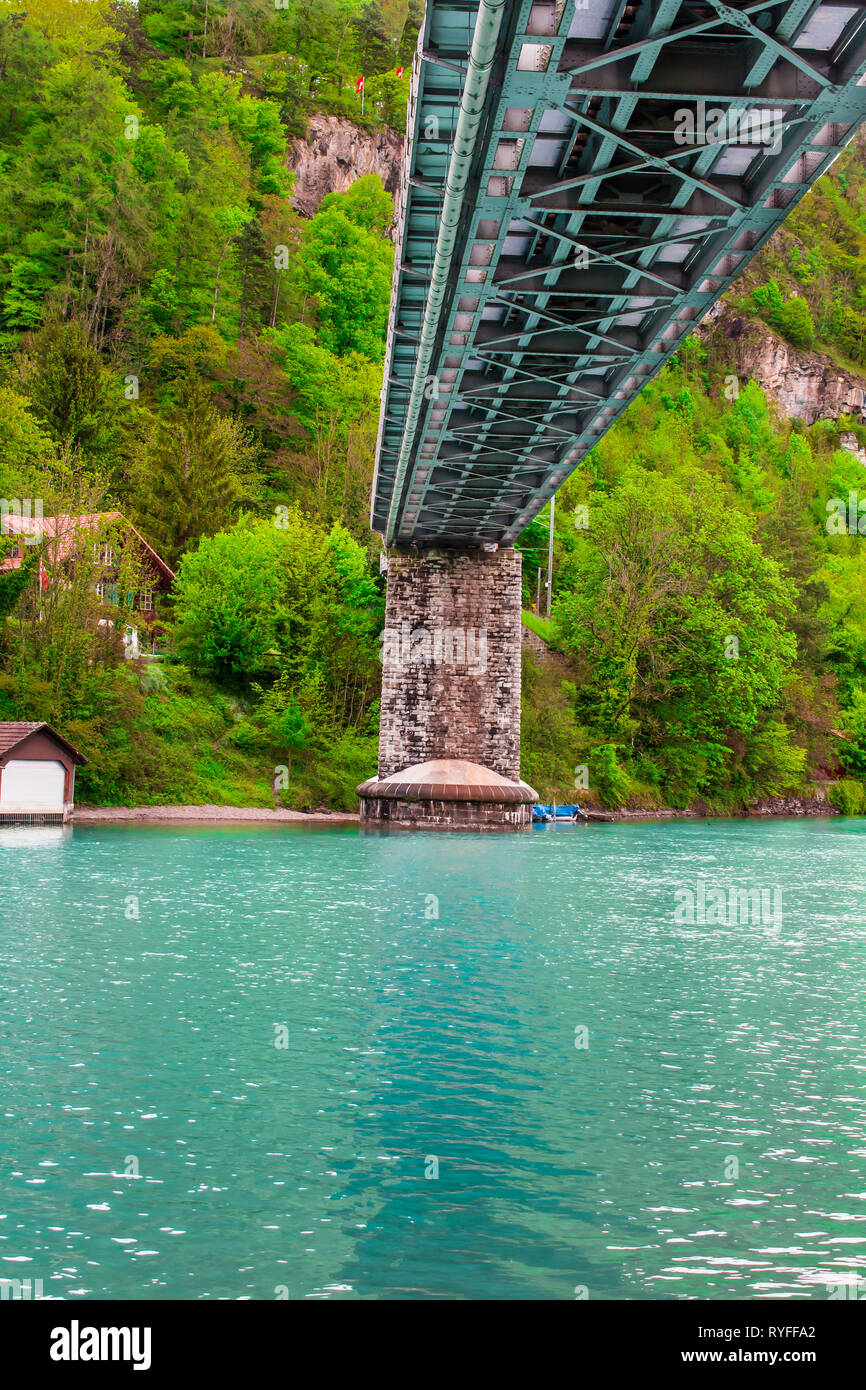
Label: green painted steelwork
xmin=385 ymin=0 xmax=510 ymax=544
xmin=373 ymin=0 xmax=866 ymax=547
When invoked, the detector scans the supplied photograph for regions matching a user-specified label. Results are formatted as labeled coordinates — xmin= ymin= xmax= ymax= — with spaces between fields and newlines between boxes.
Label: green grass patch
xmin=521 ymin=609 xmax=555 ymax=644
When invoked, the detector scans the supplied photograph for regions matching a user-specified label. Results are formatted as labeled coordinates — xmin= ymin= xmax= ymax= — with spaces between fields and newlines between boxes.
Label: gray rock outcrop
xmin=703 ymin=311 xmax=866 ymax=424
xmin=287 ymin=112 xmax=402 ymax=219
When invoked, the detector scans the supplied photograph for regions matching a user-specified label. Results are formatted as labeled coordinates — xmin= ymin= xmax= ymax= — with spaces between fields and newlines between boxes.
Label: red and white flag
xmin=38 ymin=558 xmax=49 ymax=591
xmin=356 ymin=76 xmax=364 ymax=93
xmin=396 ymin=66 xmax=403 ymax=79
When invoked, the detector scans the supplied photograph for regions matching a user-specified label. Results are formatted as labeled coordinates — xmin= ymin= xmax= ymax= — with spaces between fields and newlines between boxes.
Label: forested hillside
xmin=729 ymin=129 xmax=866 ymax=370
xmin=0 ymin=0 xmax=410 ymax=807
xmin=519 ymin=131 xmax=866 ymax=814
xmin=2 ymin=0 xmax=866 ymax=814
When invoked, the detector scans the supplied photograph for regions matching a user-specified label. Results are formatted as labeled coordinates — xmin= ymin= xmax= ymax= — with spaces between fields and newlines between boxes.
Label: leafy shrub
xmin=837 ymin=685 xmax=866 ymax=774
xmin=752 ymin=279 xmax=815 ymax=348
xmin=591 ymin=744 xmax=632 ymax=807
xmin=776 ymin=296 xmax=815 ymax=349
xmin=829 ymin=779 xmax=866 ymax=815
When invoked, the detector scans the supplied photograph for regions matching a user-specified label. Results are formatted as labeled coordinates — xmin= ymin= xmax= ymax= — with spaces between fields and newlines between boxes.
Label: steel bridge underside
xmin=372 ymin=0 xmax=866 ymax=548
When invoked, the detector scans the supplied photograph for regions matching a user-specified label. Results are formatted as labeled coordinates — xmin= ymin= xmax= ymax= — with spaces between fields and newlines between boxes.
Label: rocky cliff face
xmin=703 ymin=309 xmax=866 ymax=425
xmin=287 ymin=112 xmax=403 ymax=219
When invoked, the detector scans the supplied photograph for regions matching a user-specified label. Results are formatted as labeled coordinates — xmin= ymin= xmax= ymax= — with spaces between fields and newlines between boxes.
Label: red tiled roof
xmin=0 ymin=721 xmax=88 ymax=764
xmin=1 ymin=512 xmax=174 ymax=584
xmin=0 ymin=721 xmax=42 ymax=754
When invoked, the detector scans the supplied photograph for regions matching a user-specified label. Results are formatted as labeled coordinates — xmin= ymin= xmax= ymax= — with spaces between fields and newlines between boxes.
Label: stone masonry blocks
xmin=377 ymin=548 xmax=523 ymax=780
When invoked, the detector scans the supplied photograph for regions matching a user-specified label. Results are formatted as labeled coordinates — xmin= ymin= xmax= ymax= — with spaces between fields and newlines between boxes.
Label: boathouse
xmin=0 ymin=723 xmax=88 ymax=825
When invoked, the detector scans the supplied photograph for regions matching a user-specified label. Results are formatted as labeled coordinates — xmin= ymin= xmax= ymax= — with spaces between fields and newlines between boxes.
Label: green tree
xmin=555 ymin=471 xmax=802 ymax=801
xmin=20 ymin=320 xmax=123 ymax=465
xmin=172 ymin=511 xmax=382 ymax=722
xmin=837 ymin=684 xmax=866 ymax=773
xmin=290 ymin=175 xmax=393 ymax=359
xmin=132 ymin=375 xmax=257 ymax=565
xmin=0 ymin=387 xmax=54 ymax=495
xmin=171 ymin=516 xmax=294 ymax=681
xmin=776 ymin=295 xmax=815 ymax=349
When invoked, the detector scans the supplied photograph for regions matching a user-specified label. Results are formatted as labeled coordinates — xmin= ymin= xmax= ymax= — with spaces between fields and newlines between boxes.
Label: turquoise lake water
xmin=1 ymin=817 xmax=865 ymax=1301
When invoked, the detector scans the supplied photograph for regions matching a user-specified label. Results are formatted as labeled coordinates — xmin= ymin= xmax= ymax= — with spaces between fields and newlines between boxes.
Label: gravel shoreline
xmin=72 ymin=789 xmax=839 ymax=827
xmin=73 ymin=804 xmax=359 ymax=824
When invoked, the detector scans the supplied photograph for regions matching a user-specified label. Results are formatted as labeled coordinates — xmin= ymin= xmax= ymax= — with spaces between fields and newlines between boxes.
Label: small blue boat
xmin=532 ymin=803 xmax=588 ymax=823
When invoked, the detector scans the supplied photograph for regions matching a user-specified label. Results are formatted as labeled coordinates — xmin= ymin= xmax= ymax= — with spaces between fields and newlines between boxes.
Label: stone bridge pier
xmin=356 ymin=547 xmax=537 ymax=828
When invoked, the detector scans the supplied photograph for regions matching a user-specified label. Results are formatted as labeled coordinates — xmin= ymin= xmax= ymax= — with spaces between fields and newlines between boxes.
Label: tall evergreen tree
xmin=133 ymin=374 xmax=257 ymax=565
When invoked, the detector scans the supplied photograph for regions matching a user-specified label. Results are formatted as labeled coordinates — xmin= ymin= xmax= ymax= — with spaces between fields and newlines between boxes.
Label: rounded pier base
xmin=357 ymin=758 xmax=537 ymax=830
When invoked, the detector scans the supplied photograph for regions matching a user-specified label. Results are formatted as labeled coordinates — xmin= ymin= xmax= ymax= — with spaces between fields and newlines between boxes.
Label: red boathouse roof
xmin=0 ymin=722 xmax=88 ymax=765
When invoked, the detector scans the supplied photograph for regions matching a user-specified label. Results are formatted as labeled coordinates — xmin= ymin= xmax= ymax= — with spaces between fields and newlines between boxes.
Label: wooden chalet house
xmin=0 ymin=511 xmax=174 ymax=656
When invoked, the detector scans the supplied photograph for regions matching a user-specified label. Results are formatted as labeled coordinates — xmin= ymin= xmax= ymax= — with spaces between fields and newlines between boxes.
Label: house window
xmin=139 ymin=589 xmax=154 ymax=611
xmin=93 ymin=543 xmax=115 ymax=566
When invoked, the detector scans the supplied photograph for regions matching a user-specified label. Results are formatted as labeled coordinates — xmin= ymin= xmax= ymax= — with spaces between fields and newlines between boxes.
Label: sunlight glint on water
xmin=0 ymin=818 xmax=864 ymax=1301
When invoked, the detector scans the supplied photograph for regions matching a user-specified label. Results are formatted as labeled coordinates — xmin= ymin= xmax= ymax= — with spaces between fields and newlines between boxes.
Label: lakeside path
xmin=74 ymin=804 xmax=359 ymax=824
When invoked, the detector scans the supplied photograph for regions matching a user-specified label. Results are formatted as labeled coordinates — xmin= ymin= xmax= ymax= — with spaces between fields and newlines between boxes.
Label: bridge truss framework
xmin=372 ymin=0 xmax=866 ymax=547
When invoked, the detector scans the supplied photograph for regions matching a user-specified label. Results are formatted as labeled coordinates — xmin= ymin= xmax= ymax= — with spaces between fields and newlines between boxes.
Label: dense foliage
xmin=730 ymin=130 xmax=866 ymax=371
xmin=522 ymin=341 xmax=866 ymax=809
xmin=1 ymin=0 xmax=866 ymax=814
xmin=0 ymin=0 xmax=399 ymax=807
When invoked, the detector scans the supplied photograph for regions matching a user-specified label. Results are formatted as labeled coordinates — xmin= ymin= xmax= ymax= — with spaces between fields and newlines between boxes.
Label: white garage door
xmin=0 ymin=759 xmax=66 ymax=811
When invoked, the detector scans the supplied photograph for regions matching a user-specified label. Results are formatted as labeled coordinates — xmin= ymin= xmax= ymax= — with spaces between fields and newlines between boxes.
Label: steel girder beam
xmin=371 ymin=0 xmax=866 ymax=547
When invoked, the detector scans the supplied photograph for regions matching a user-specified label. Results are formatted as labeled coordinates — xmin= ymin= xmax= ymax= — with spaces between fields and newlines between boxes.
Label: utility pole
xmin=546 ymin=492 xmax=555 ymax=616
xmin=535 ymin=565 xmax=541 ymax=611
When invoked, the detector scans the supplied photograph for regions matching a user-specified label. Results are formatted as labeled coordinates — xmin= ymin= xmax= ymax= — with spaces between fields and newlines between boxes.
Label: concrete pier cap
xmin=357 ymin=544 xmax=538 ymax=828
xmin=358 ymin=758 xmax=537 ymax=830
